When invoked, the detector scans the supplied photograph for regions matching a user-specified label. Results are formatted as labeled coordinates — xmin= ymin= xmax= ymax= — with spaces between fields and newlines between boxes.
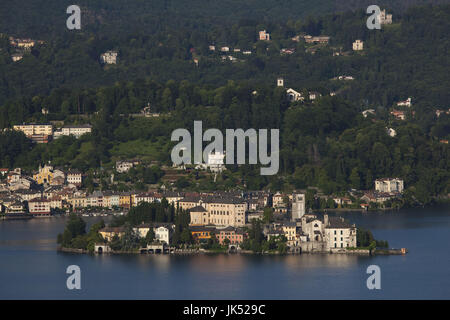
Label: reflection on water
xmin=0 ymin=207 xmax=449 ymax=299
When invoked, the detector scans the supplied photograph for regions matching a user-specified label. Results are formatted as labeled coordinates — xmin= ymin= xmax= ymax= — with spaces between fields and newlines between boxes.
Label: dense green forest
xmin=0 ymin=3 xmax=448 ymax=205
xmin=0 ymin=3 xmax=449 ymax=106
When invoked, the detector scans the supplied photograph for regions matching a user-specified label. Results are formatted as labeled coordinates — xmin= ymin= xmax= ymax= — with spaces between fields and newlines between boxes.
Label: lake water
xmin=1 ymin=207 xmax=449 ymax=299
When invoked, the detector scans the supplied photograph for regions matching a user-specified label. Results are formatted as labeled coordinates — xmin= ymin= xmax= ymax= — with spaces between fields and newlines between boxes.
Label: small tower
xmin=277 ymin=77 xmax=284 ymax=87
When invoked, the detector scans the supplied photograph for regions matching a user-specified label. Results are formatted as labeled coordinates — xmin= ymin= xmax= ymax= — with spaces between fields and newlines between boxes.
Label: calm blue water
xmin=0 ymin=207 xmax=449 ymax=299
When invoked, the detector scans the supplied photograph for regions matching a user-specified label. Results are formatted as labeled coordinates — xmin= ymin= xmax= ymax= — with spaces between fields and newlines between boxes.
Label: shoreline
xmin=57 ymin=246 xmax=407 ymax=256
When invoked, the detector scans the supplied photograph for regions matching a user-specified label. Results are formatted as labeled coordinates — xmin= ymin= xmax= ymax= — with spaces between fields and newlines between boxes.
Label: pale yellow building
xmin=13 ymin=124 xmax=53 ymax=137
xmin=99 ymin=227 xmax=125 ymax=242
xmin=352 ymin=40 xmax=364 ymax=51
xmin=182 ymin=197 xmax=246 ymax=227
xmin=119 ymin=193 xmax=131 ymax=208
xmin=33 ymin=165 xmax=54 ymax=185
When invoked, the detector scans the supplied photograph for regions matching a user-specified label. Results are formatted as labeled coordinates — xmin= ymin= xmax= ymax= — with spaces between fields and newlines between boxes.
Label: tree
xmin=180 ymin=229 xmax=192 ymax=244
xmin=263 ymin=207 xmax=274 ymax=223
xmin=145 ymin=227 xmax=155 ymax=244
xmin=349 ymin=167 xmax=361 ymax=189
xmin=66 ymin=214 xmax=86 ymax=238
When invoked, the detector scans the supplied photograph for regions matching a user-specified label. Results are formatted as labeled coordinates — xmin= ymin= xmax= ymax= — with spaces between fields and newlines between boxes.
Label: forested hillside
xmin=0 ymin=3 xmax=449 ymax=106
xmin=0 ymin=2 xmax=448 ymax=205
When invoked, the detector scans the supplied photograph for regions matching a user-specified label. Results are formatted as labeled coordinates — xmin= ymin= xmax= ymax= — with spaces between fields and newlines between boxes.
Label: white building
xmin=277 ymin=78 xmax=284 ymax=87
xmin=116 ymin=160 xmax=139 ymax=173
xmin=133 ymin=224 xmax=173 ymax=245
xmin=11 ymin=53 xmax=23 ymax=62
xmin=53 ymin=125 xmax=92 ymax=139
xmin=291 ymin=193 xmax=306 ymax=221
xmin=182 ymin=197 xmax=246 ymax=227
xmin=259 ymin=30 xmax=270 ymax=41
xmin=301 ymin=214 xmax=357 ymax=250
xmin=100 ymin=51 xmax=118 ymax=64
xmin=13 ymin=124 xmax=53 ymax=137
xmin=324 ymin=215 xmax=357 ymax=250
xmin=362 ymin=109 xmax=376 ymax=118
xmin=28 ymin=198 xmax=51 ymax=216
xmin=154 ymin=225 xmax=172 ymax=244
xmin=286 ymin=88 xmax=303 ymax=102
xmin=67 ymin=170 xmax=83 ymax=186
xmin=309 ymin=91 xmax=321 ymax=100
xmin=375 ymin=178 xmax=404 ymax=193
xmin=387 ymin=128 xmax=397 ymax=137
xmin=352 ymin=40 xmax=364 ymax=51
xmin=396 ymin=97 xmax=412 ymax=107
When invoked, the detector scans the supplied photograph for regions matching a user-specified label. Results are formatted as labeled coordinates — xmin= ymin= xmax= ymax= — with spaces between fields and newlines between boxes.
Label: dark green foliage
xmin=357 ymin=227 xmax=387 ymax=249
xmin=57 ymin=215 xmax=105 ymax=251
xmin=0 ymin=4 xmax=448 ymax=204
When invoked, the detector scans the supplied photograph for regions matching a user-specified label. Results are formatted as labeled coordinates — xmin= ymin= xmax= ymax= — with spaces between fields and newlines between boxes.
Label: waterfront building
xmin=361 ymin=191 xmax=395 ymax=204
xmin=28 ymin=198 xmax=51 ymax=216
xmin=282 ymin=222 xmax=299 ymax=247
xmin=69 ymin=195 xmax=87 ymax=209
xmin=48 ymin=196 xmax=63 ymax=209
xmin=190 ymin=226 xmax=216 ymax=242
xmin=180 ymin=196 xmax=246 ymax=227
xmin=300 ymin=214 xmax=357 ymax=250
xmin=216 ymin=227 xmax=245 ymax=245
xmin=5 ymin=201 xmax=26 ymax=214
xmin=99 ymin=227 xmax=126 ymax=241
xmin=133 ymin=223 xmax=174 ymax=245
xmin=119 ymin=193 xmax=132 ymax=208
xmin=324 ymin=216 xmax=357 ymax=249
xmin=154 ymin=224 xmax=173 ymax=244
